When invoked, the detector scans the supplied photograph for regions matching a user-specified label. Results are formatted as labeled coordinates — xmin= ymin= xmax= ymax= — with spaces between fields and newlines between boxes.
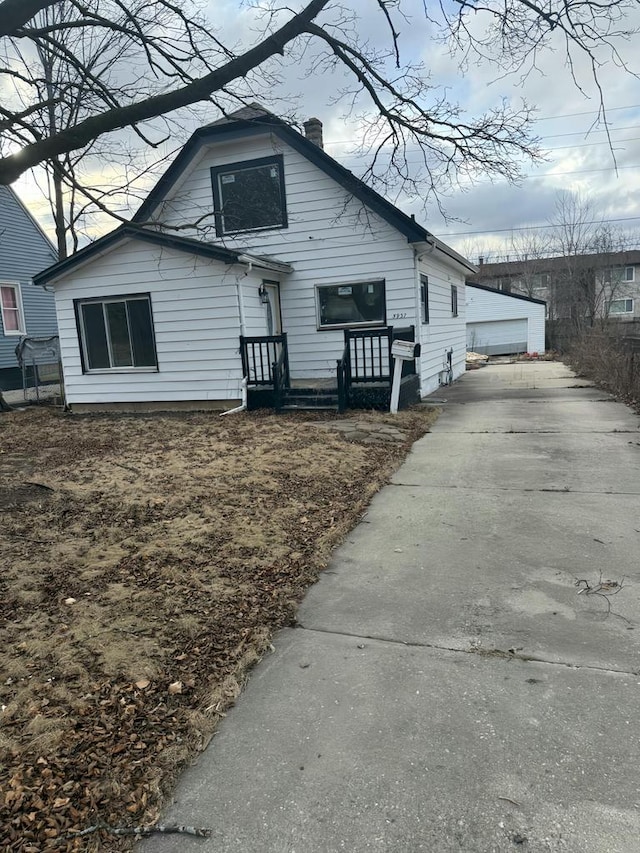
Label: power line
xmin=536 ymin=103 xmax=640 ymax=121
xmin=544 ymin=136 xmax=640 ymax=152
xmin=538 ymin=125 xmax=640 ymax=141
xmin=524 ymin=163 xmax=640 ymax=178
xmin=324 ymin=104 xmax=640 ymax=147
xmin=440 ymin=216 xmax=640 ymax=237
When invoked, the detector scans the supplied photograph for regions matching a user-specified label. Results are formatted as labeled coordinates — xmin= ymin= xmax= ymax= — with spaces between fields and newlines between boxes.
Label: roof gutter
xmin=237 ymin=253 xmax=293 ymax=275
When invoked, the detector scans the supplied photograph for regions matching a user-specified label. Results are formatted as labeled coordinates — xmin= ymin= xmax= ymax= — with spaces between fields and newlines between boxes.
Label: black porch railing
xmin=272 ymin=342 xmax=289 ymax=411
xmin=240 ymin=333 xmax=289 ymax=386
xmin=336 ymin=326 xmax=415 ymax=411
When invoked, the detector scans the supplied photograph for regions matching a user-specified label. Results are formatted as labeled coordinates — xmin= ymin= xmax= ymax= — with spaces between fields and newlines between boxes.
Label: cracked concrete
xmin=140 ymin=361 xmax=640 ymax=853
xmin=294 ymin=625 xmax=639 ymax=677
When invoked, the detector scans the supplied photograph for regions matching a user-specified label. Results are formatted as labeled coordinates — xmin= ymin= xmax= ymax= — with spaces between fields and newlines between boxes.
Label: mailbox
xmin=391 ymin=340 xmax=420 ymax=360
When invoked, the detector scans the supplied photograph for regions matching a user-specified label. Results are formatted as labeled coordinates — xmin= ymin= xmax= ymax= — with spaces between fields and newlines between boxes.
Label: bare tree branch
xmin=0 ymin=0 xmax=636 ymax=236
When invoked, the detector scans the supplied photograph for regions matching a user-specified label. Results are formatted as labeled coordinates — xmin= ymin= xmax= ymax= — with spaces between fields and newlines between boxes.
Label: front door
xmin=263 ymin=281 xmax=282 ymax=336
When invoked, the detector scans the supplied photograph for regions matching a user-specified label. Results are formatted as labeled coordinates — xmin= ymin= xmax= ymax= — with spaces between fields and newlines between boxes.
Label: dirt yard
xmin=0 ymin=404 xmax=438 ymax=851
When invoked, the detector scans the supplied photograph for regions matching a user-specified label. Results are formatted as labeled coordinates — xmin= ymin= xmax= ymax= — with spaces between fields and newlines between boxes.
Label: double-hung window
xmin=76 ymin=294 xmax=157 ymax=371
xmin=1 ymin=283 xmax=25 ymax=334
xmin=211 ymin=155 xmax=287 ymax=237
xmin=420 ymin=275 xmax=429 ymax=323
xmin=451 ymin=285 xmax=459 ymax=317
xmin=316 ymin=281 xmax=386 ymax=329
xmin=624 ymin=266 xmax=635 ymax=282
xmin=609 ymin=298 xmax=634 ymax=315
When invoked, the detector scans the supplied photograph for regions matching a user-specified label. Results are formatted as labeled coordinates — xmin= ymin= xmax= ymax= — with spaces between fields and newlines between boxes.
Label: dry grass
xmin=0 ymin=405 xmax=438 ymax=851
xmin=567 ymin=332 xmax=640 ymax=409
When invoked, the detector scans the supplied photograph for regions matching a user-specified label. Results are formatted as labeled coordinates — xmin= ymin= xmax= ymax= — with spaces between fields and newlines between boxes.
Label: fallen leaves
xmin=0 ymin=406 xmax=437 ymax=852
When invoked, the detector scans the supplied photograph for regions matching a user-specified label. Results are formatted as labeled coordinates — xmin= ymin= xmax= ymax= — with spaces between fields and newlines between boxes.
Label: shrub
xmin=567 ymin=331 xmax=640 ymax=405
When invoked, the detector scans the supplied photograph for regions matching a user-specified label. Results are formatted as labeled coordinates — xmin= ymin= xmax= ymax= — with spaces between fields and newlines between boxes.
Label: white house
xmin=466 ymin=282 xmax=546 ymax=355
xmin=34 ymin=105 xmax=476 ymax=412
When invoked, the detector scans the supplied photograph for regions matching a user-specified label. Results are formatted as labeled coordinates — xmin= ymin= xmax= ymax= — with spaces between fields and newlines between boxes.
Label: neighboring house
xmin=0 ymin=186 xmax=58 ymax=390
xmin=466 ymin=282 xmax=546 ymax=355
xmin=475 ymin=251 xmax=640 ymax=323
xmin=34 ymin=105 xmax=476 ymax=412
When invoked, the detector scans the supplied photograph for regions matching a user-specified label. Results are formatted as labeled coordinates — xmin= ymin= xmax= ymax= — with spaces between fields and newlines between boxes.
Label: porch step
xmin=281 ymin=404 xmax=339 ymax=411
xmin=280 ymin=389 xmax=339 ymax=411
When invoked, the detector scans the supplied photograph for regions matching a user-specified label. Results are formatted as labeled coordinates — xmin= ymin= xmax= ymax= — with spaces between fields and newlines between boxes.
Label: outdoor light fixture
xmin=259 ymin=284 xmax=269 ymax=303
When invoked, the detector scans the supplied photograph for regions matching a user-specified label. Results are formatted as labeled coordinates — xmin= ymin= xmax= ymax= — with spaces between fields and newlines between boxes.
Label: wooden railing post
xmin=239 ymin=333 xmax=289 ymax=387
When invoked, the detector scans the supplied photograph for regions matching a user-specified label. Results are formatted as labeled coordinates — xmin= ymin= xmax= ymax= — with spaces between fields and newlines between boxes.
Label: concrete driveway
xmin=142 ymin=362 xmax=640 ymax=853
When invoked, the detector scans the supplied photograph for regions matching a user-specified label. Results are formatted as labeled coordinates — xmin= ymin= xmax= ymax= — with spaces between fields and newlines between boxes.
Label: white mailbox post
xmin=390 ymin=339 xmax=419 ymax=414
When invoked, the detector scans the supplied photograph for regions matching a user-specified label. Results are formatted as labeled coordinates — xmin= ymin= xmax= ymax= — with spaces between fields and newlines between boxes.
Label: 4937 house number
xmin=391 ymin=312 xmax=408 ymax=320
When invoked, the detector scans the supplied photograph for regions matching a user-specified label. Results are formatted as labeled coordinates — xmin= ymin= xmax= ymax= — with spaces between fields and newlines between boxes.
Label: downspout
xmin=220 ymin=376 xmax=248 ymax=416
xmin=221 ymin=261 xmax=252 ymax=416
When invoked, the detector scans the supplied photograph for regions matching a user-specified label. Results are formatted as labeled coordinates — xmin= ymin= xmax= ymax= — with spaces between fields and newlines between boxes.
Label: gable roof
xmin=132 ymin=105 xmax=431 ymax=244
xmin=0 ymin=186 xmax=57 ymax=280
xmin=467 ymin=281 xmax=546 ymax=305
xmin=33 ymin=224 xmax=292 ymax=286
xmin=1 ymin=186 xmax=57 ymax=254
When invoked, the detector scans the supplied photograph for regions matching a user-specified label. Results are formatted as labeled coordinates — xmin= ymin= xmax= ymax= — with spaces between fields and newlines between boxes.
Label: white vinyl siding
xmin=51 ymin=131 xmax=473 ymax=404
xmin=417 ymin=255 xmax=467 ymax=396
xmin=466 ymin=285 xmax=546 ymax=355
xmin=154 ymin=134 xmax=419 ymax=380
xmin=52 ymin=239 xmax=259 ymax=404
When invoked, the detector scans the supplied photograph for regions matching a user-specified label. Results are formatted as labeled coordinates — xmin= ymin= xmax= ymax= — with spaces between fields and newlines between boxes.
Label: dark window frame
xmin=210 ymin=155 xmax=288 ymax=237
xmin=74 ymin=293 xmax=158 ymax=373
xmin=451 ymin=284 xmax=459 ymax=317
xmin=420 ymin=274 xmax=429 ymax=324
xmin=316 ymin=280 xmax=386 ymax=330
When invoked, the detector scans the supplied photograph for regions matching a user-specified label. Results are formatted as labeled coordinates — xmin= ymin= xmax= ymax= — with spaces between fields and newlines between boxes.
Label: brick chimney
xmin=303 ymin=117 xmax=323 ymax=149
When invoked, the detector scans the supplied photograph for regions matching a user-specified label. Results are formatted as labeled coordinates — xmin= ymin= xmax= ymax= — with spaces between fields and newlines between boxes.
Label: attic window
xmin=211 ymin=155 xmax=287 ymax=236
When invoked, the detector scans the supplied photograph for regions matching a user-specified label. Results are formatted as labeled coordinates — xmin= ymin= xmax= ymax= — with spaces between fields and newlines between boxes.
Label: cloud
xmin=11 ymin=0 xmax=640 ymax=259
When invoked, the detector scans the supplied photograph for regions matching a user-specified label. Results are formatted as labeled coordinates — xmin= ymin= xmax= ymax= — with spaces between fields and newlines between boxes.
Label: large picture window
xmin=76 ymin=294 xmax=157 ymax=371
xmin=211 ymin=155 xmax=287 ymax=236
xmin=1 ymin=283 xmax=25 ymax=334
xmin=317 ymin=281 xmax=385 ymax=329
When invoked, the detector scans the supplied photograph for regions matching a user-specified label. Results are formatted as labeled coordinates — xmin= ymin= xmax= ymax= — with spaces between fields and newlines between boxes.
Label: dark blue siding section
xmin=0 ymin=187 xmax=58 ymax=377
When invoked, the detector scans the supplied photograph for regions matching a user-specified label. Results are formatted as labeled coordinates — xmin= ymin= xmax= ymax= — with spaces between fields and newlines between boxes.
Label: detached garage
xmin=466 ymin=282 xmax=545 ymax=355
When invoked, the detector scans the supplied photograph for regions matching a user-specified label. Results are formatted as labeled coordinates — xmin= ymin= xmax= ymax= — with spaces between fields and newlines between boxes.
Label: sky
xmin=12 ymin=0 xmax=640 ymax=263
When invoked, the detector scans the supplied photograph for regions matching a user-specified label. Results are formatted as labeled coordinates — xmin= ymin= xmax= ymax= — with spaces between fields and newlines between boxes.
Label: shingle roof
xmin=478 ymin=250 xmax=640 ymax=279
xmin=132 ymin=104 xmax=435 ymax=246
xmin=33 ymin=225 xmax=292 ymax=286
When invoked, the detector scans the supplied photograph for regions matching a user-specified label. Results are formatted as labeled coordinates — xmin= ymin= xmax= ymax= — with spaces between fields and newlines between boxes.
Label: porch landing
xmin=248 ymin=375 xmax=420 ymax=413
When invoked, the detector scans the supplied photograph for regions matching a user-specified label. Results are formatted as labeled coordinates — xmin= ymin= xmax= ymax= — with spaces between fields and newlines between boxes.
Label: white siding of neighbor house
xmin=417 ymin=255 xmax=467 ymax=396
xmin=466 ymin=285 xmax=545 ymax=354
xmin=154 ymin=133 xmax=420 ymax=381
xmin=52 ymin=238 xmax=270 ymax=405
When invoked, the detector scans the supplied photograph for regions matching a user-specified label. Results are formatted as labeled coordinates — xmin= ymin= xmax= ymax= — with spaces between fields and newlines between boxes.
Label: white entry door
xmin=263 ymin=282 xmax=282 ymax=336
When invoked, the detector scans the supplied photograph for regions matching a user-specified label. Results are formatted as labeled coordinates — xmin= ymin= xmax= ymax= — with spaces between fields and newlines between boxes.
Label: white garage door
xmin=467 ymin=319 xmax=528 ymax=355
